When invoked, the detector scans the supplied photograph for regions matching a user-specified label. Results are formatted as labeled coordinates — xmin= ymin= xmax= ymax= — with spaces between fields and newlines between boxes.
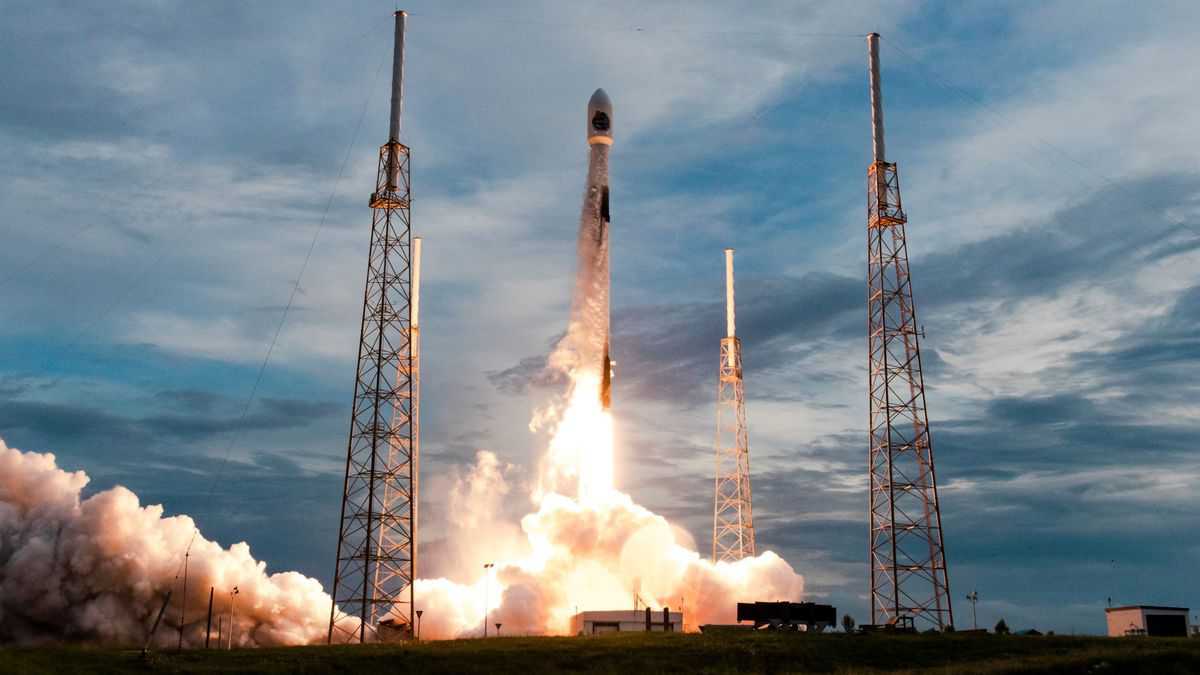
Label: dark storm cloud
xmin=486 ymin=355 xmax=567 ymax=395
xmin=620 ymin=272 xmax=864 ymax=403
xmin=155 ymin=388 xmax=225 ymax=413
xmin=917 ymin=173 xmax=1200 ymax=310
xmin=0 ymin=387 xmax=339 ymax=452
xmin=0 ymin=398 xmax=142 ymax=444
xmin=933 ymin=392 xmax=1199 ymax=481
xmin=1066 ymin=280 xmax=1200 ymax=408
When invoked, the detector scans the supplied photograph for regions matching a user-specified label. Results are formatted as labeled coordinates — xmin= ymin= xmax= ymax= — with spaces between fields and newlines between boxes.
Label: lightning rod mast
xmin=713 ymin=248 xmax=756 ymax=562
xmin=329 ymin=10 xmax=419 ymax=643
xmin=865 ymin=32 xmax=953 ymax=631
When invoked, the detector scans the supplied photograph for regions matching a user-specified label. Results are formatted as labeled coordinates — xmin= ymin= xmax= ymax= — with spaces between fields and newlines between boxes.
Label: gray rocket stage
xmin=566 ymin=88 xmax=614 ymax=410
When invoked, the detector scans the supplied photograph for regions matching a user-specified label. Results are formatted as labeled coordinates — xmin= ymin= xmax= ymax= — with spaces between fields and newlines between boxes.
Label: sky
xmin=2 ymin=0 xmax=1199 ymax=635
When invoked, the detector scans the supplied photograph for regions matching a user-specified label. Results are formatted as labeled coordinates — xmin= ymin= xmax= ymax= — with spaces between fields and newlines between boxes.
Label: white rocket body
xmin=568 ymin=89 xmax=614 ymax=409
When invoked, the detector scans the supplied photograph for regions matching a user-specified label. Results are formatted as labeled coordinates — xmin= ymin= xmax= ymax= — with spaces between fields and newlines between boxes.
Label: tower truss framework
xmin=328 ymin=141 xmax=417 ymax=643
xmin=713 ymin=249 xmax=755 ymax=563
xmin=865 ymin=32 xmax=952 ymax=631
xmin=328 ymin=10 xmax=417 ymax=643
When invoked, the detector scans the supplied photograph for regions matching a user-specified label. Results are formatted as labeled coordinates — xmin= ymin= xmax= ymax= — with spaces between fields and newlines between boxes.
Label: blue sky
xmin=2 ymin=0 xmax=1198 ymax=634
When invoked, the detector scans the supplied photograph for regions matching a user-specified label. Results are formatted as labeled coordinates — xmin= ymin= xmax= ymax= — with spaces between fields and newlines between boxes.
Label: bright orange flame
xmin=541 ymin=372 xmax=614 ymax=506
xmin=411 ymin=364 xmax=805 ymax=639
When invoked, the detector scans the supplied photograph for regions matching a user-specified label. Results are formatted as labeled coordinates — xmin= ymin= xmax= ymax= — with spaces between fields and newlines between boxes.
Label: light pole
xmin=178 ymin=552 xmax=189 ymax=651
xmin=416 ymin=609 xmax=423 ymax=641
xmin=227 ymin=587 xmax=239 ymax=650
xmin=483 ymin=563 xmax=495 ymax=638
xmin=965 ymin=590 xmax=979 ymax=630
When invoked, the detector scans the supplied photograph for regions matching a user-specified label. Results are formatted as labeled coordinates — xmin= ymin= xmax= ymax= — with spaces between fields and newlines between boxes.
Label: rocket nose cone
xmin=587 ymin=88 xmax=613 ymax=144
xmin=589 ymin=88 xmax=612 ymax=110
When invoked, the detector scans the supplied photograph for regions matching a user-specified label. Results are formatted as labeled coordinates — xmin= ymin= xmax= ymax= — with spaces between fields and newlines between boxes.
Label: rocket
xmin=588 ymin=89 xmax=613 ymax=410
xmin=566 ymin=89 xmax=615 ymax=410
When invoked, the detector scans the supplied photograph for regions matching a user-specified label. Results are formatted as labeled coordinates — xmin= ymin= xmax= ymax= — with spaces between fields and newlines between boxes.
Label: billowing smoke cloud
xmin=422 ymin=450 xmax=529 ymax=582
xmin=411 ymin=452 xmax=805 ymax=638
xmin=0 ymin=439 xmax=337 ymax=647
xmin=0 ymin=429 xmax=804 ymax=645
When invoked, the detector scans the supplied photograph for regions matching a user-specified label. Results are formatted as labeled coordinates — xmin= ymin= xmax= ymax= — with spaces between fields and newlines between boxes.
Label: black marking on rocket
xmin=596 ymin=187 xmax=610 ymax=243
xmin=601 ymin=340 xmax=612 ymax=411
xmin=599 ymin=186 xmax=611 ymax=408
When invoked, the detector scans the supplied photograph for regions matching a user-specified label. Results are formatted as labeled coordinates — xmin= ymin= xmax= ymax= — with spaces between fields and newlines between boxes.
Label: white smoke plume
xmin=0 ymin=439 xmax=336 ymax=647
xmin=411 ymin=451 xmax=804 ymax=638
xmin=0 ymin=414 xmax=804 ymax=646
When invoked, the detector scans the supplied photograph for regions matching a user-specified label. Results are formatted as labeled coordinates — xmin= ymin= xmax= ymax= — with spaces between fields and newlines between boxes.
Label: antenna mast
xmin=865 ymin=33 xmax=953 ymax=631
xmin=713 ymin=248 xmax=756 ymax=562
xmin=329 ymin=10 xmax=420 ymax=643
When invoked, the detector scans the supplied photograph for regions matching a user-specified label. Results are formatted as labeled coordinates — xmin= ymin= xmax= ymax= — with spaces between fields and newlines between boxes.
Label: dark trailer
xmin=737 ymin=602 xmax=837 ymax=632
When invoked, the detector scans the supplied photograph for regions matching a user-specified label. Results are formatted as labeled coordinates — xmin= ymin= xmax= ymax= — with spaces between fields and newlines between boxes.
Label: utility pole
xmin=865 ymin=32 xmax=953 ymax=631
xmin=966 ymin=590 xmax=979 ymax=630
xmin=143 ymin=591 xmax=173 ymax=655
xmin=205 ymin=587 xmax=214 ymax=649
xmin=483 ymin=563 xmax=494 ymax=637
xmin=328 ymin=9 xmax=420 ymax=644
xmin=227 ymin=587 xmax=239 ymax=649
xmin=713 ymin=248 xmax=756 ymax=562
xmin=178 ymin=552 xmax=189 ymax=650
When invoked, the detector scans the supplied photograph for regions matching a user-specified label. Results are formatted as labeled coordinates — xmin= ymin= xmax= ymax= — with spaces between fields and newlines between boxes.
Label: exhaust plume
xmin=0 ymin=439 xmax=336 ymax=647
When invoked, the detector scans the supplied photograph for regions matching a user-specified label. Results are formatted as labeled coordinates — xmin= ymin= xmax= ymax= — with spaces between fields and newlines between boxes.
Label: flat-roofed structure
xmin=1105 ymin=605 xmax=1189 ymax=637
xmin=570 ymin=609 xmax=682 ymax=635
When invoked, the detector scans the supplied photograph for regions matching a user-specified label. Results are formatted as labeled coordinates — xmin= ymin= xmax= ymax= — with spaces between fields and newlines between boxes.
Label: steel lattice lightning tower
xmin=865 ymin=33 xmax=953 ymax=631
xmin=328 ymin=10 xmax=420 ymax=644
xmin=713 ymin=248 xmax=756 ymax=563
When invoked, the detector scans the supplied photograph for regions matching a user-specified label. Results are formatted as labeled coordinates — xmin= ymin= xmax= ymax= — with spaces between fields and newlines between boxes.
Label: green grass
xmin=3 ymin=633 xmax=1198 ymax=674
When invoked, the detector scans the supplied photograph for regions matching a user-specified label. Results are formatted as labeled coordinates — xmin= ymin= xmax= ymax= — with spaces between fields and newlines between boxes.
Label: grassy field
xmin=3 ymin=632 xmax=1199 ymax=674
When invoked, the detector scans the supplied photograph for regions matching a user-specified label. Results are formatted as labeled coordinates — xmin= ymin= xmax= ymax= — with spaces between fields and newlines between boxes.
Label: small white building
xmin=1105 ymin=605 xmax=1189 ymax=637
xmin=570 ymin=610 xmax=683 ymax=635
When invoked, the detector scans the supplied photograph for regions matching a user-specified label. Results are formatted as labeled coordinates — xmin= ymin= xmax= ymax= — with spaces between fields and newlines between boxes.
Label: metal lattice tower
xmin=713 ymin=248 xmax=756 ymax=563
xmin=865 ymin=33 xmax=952 ymax=631
xmin=329 ymin=11 xmax=420 ymax=644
